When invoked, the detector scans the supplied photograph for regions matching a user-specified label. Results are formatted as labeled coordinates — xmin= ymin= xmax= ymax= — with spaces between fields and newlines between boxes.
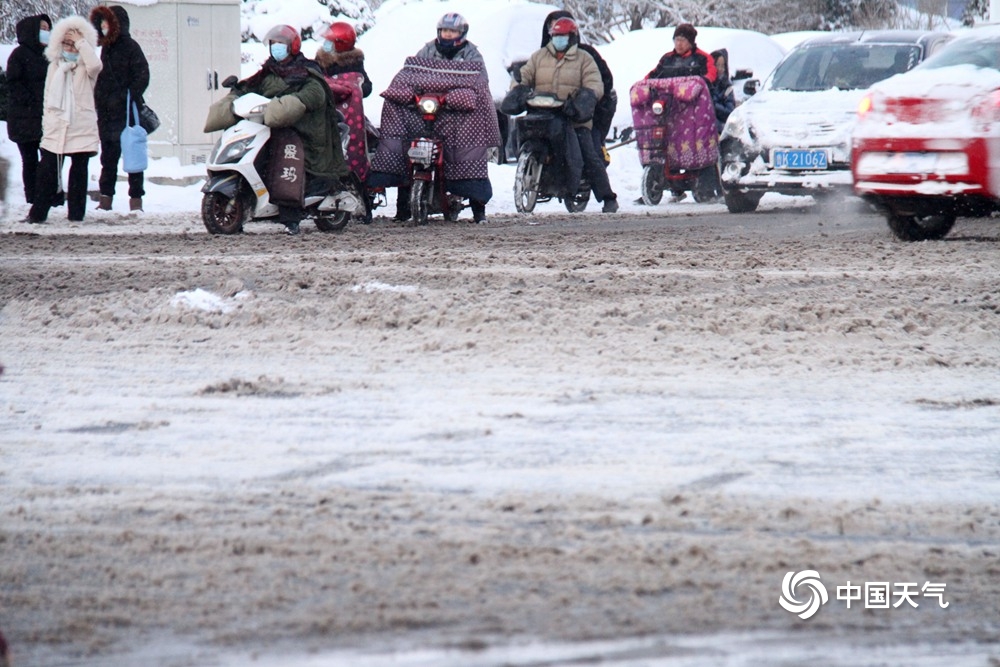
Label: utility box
xmin=112 ymin=0 xmax=241 ymax=165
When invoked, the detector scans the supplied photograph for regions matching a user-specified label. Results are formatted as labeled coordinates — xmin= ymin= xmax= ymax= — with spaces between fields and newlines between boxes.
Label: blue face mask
xmin=62 ymin=51 xmax=79 ymax=62
xmin=551 ymin=35 xmax=570 ymax=52
xmin=322 ymin=39 xmax=335 ymax=53
xmin=270 ymin=43 xmax=289 ymax=61
xmin=39 ymin=29 xmax=50 ymax=45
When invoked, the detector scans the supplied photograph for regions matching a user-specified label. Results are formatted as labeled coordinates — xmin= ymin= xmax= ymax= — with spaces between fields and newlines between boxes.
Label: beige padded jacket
xmin=517 ymin=43 xmax=603 ymax=129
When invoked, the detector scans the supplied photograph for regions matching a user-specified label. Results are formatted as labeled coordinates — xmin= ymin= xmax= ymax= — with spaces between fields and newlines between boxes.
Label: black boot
xmin=470 ymin=200 xmax=488 ymax=223
xmin=394 ymin=186 xmax=411 ymax=221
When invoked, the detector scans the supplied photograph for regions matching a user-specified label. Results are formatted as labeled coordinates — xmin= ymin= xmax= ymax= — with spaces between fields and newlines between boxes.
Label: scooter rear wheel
xmin=514 ymin=150 xmax=541 ymax=213
xmin=564 ymin=189 xmax=590 ymax=213
xmin=313 ymin=211 xmax=350 ymax=232
xmin=201 ymin=192 xmax=249 ymax=235
xmin=641 ymin=165 xmax=664 ymax=206
xmin=411 ymin=180 xmax=430 ymax=226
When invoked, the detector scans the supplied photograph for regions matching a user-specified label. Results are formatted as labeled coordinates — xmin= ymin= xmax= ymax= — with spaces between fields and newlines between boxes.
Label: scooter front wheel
xmin=201 ymin=192 xmax=249 ymax=235
xmin=641 ymin=164 xmax=664 ymax=206
xmin=514 ymin=150 xmax=541 ymax=213
xmin=410 ymin=179 xmax=430 ymax=226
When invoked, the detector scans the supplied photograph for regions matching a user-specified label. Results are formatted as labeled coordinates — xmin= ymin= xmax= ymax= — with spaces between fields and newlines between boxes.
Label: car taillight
xmin=971 ymin=89 xmax=1000 ymax=127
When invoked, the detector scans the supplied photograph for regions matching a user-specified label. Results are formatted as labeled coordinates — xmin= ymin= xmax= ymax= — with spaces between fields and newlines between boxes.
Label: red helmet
xmin=324 ymin=22 xmax=356 ymax=53
xmin=264 ymin=24 xmax=301 ymax=56
xmin=548 ymin=17 xmax=578 ymax=37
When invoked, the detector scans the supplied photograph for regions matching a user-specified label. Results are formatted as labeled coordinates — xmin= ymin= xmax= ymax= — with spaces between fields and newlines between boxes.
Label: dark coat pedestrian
xmin=89 ymin=5 xmax=150 ymax=212
xmin=6 ymin=13 xmax=52 ymax=204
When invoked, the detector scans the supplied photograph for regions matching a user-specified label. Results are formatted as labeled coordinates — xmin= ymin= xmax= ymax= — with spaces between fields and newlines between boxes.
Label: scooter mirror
xmin=221 ymin=75 xmax=239 ymax=89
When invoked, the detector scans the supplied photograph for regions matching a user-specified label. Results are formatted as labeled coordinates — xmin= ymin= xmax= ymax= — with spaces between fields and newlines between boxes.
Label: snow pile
xmin=170 ymin=289 xmax=247 ymax=314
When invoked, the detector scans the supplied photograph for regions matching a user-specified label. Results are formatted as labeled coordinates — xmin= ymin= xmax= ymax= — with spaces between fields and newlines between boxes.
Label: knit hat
xmin=673 ymin=23 xmax=697 ymax=44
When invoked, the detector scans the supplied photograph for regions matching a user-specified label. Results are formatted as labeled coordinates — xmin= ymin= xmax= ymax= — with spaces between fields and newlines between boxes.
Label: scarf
xmin=50 ymin=60 xmax=78 ymax=124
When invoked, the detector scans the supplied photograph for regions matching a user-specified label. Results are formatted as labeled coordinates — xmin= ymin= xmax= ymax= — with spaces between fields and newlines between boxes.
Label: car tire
xmin=723 ymin=190 xmax=762 ymax=214
xmin=886 ymin=211 xmax=956 ymax=241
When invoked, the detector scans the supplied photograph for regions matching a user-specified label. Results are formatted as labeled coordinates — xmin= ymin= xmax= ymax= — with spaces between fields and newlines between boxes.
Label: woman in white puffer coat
xmin=27 ymin=15 xmax=101 ymax=223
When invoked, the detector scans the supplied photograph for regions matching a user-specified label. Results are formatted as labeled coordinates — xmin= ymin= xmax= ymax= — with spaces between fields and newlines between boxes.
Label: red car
xmin=852 ymin=26 xmax=1000 ymax=240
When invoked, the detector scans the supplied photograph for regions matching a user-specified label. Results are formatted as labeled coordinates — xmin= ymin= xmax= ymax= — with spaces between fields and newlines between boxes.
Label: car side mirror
xmin=221 ymin=75 xmax=239 ymax=89
xmin=733 ymin=68 xmax=753 ymax=81
xmin=743 ymin=79 xmax=759 ymax=96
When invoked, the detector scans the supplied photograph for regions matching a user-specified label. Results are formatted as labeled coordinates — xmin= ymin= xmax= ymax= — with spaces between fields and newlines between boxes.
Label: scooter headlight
xmin=213 ymin=137 xmax=254 ymax=164
xmin=418 ymin=97 xmax=440 ymax=115
xmin=651 ymin=101 xmax=665 ymax=115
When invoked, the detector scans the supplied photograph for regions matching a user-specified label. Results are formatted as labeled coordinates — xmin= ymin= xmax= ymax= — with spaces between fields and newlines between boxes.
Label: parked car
xmin=719 ymin=31 xmax=953 ymax=214
xmin=852 ymin=26 xmax=1000 ymax=241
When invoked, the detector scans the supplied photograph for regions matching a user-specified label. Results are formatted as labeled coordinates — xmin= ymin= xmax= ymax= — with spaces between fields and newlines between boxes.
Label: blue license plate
xmin=773 ymin=149 xmax=828 ymax=170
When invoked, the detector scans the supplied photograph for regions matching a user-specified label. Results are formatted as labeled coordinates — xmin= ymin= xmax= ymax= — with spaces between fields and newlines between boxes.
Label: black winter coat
xmin=90 ymin=5 xmax=150 ymax=142
xmin=5 ymin=14 xmax=52 ymax=143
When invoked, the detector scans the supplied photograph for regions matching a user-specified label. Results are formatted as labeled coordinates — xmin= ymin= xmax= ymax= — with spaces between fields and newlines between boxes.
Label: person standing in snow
xmin=394 ymin=12 xmax=493 ymax=223
xmin=6 ymin=13 xmax=53 ymax=206
xmin=26 ymin=16 xmax=101 ymax=224
xmin=89 ymin=5 xmax=150 ymax=213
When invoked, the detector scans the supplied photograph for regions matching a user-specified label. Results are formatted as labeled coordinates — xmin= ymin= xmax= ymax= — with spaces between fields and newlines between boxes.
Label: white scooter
xmin=201 ymin=88 xmax=365 ymax=235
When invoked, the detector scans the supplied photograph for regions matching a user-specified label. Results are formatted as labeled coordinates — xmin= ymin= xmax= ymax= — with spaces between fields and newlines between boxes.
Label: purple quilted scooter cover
xmin=629 ymin=76 xmax=719 ymax=170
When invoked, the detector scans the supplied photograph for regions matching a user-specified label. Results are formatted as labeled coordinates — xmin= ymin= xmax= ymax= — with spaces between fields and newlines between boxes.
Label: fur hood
xmin=315 ymin=47 xmax=365 ymax=71
xmin=44 ymin=15 xmax=99 ymax=63
xmin=89 ymin=5 xmax=130 ymax=48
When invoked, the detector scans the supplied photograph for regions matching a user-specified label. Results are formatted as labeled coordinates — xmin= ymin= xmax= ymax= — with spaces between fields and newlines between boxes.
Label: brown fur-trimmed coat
xmin=88 ymin=5 xmax=150 ymax=142
xmin=315 ymin=47 xmax=373 ymax=98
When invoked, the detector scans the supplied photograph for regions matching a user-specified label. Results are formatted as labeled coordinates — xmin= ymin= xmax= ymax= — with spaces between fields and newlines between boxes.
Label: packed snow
xmin=2 ymin=3 xmax=1000 ymax=667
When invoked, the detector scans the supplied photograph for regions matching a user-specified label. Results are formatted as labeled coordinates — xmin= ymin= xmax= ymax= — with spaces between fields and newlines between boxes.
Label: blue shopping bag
xmin=121 ymin=91 xmax=148 ymax=174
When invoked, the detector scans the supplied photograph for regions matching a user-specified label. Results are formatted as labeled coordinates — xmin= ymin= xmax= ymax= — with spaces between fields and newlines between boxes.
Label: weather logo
xmin=778 ymin=570 xmax=829 ymax=620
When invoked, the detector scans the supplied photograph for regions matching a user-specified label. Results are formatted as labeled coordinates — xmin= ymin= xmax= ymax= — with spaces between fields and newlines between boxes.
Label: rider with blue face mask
xmin=315 ymin=22 xmax=373 ymax=98
xmin=517 ymin=17 xmax=619 ymax=213
xmin=216 ymin=24 xmax=348 ymax=234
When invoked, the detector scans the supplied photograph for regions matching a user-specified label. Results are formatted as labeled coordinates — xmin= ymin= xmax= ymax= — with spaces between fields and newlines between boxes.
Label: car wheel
xmin=723 ymin=190 xmax=762 ymax=214
xmin=886 ymin=211 xmax=956 ymax=241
